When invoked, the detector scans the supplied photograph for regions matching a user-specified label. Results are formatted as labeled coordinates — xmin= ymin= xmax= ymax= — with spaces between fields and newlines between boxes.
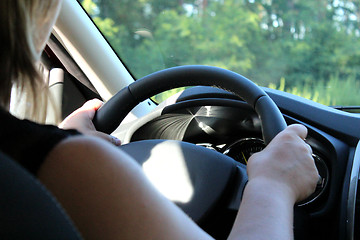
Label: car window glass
xmin=80 ymin=0 xmax=360 ymax=106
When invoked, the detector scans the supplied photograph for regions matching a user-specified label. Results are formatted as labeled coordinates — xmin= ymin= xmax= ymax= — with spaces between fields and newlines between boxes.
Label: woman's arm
xmin=228 ymin=124 xmax=318 ymax=240
xmin=38 ymin=136 xmax=213 ymax=240
xmin=59 ymin=99 xmax=121 ymax=146
xmin=38 ymin=124 xmax=317 ymax=240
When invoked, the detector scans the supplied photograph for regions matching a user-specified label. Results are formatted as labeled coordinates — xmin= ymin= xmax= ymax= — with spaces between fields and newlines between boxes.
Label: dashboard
xmin=125 ymin=86 xmax=360 ymax=240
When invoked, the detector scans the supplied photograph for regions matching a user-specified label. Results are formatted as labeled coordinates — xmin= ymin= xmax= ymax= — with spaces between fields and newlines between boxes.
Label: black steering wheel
xmin=93 ymin=65 xmax=287 ymax=225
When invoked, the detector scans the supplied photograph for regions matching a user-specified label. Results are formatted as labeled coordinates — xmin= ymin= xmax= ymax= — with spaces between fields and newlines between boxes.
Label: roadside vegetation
xmin=82 ymin=0 xmax=360 ymax=106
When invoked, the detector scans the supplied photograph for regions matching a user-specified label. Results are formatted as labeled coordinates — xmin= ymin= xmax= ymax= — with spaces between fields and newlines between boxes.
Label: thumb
xmin=81 ymin=99 xmax=104 ymax=119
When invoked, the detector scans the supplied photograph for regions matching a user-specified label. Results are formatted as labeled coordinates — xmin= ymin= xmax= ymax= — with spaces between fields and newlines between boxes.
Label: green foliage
xmin=269 ymin=74 xmax=360 ymax=106
xmin=82 ymin=0 xmax=97 ymax=15
xmin=82 ymin=0 xmax=119 ymax=42
xmin=81 ymin=0 xmax=360 ymax=106
xmin=152 ymin=87 xmax=188 ymax=103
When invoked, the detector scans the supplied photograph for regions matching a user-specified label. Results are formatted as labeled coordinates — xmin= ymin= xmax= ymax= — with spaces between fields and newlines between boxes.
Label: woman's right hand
xmin=246 ymin=124 xmax=319 ymax=203
xmin=59 ymin=99 xmax=121 ymax=146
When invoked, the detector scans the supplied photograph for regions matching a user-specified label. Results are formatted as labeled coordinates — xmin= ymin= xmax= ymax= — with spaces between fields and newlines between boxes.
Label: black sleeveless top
xmin=0 ymin=108 xmax=80 ymax=175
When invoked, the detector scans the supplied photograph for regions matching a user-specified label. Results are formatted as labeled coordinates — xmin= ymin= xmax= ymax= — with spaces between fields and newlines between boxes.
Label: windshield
xmin=80 ymin=0 xmax=360 ymax=106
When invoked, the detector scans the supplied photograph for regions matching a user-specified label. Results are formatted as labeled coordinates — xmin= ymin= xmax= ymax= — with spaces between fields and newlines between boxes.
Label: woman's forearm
xmin=227 ymin=179 xmax=295 ymax=240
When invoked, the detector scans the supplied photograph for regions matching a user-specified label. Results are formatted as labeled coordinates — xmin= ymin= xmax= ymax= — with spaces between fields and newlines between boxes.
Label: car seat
xmin=0 ymin=151 xmax=82 ymax=239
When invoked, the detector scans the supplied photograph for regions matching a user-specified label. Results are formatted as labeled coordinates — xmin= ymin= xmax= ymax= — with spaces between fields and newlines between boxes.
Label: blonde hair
xmin=0 ymin=0 xmax=60 ymax=121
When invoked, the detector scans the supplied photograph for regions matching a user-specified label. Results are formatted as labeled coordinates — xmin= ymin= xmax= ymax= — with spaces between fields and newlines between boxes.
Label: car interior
xmin=2 ymin=0 xmax=360 ymax=239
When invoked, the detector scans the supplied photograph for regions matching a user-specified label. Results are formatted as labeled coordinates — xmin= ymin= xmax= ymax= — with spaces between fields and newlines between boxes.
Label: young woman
xmin=0 ymin=1 xmax=318 ymax=239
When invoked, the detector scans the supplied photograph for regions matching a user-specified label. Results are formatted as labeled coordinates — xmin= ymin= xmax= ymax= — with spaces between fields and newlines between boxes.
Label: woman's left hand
xmin=59 ymin=99 xmax=121 ymax=146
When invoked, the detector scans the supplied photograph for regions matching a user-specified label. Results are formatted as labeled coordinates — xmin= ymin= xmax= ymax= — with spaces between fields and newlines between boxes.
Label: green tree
xmin=81 ymin=0 xmax=360 ymax=105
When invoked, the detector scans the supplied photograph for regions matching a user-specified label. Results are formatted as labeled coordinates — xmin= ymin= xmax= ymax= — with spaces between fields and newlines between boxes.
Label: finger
xmin=110 ymin=135 xmax=122 ymax=146
xmin=305 ymin=143 xmax=313 ymax=155
xmin=82 ymin=99 xmax=104 ymax=111
xmin=286 ymin=124 xmax=308 ymax=140
xmin=90 ymin=131 xmax=121 ymax=146
xmin=81 ymin=99 xmax=104 ymax=119
xmin=94 ymin=132 xmax=121 ymax=146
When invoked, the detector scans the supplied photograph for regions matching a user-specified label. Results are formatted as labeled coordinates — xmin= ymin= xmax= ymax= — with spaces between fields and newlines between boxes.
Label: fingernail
xmin=112 ymin=136 xmax=121 ymax=146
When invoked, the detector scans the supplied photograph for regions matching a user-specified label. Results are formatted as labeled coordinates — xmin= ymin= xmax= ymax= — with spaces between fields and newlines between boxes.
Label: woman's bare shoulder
xmin=39 ymin=135 xmax=136 ymax=177
xmin=49 ymin=135 xmax=111 ymax=158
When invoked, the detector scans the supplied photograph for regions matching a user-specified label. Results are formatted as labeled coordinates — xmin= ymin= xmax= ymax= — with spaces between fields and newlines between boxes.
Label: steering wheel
xmin=93 ymin=65 xmax=287 ymax=225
